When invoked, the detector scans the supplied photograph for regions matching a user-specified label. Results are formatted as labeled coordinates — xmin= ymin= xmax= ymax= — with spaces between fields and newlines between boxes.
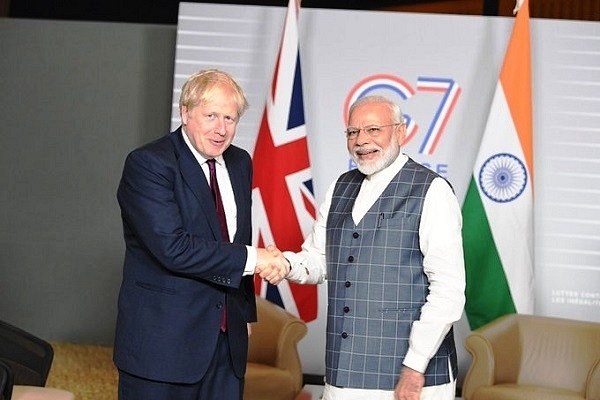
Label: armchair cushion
xmin=463 ymin=314 xmax=600 ymax=400
xmin=472 ymin=384 xmax=585 ymax=400
xmin=12 ymin=385 xmax=75 ymax=400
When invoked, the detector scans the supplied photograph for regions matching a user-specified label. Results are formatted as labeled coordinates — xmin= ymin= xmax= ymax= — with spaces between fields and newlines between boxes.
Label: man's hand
xmin=255 ymin=245 xmax=290 ymax=285
xmin=394 ymin=366 xmax=425 ymax=400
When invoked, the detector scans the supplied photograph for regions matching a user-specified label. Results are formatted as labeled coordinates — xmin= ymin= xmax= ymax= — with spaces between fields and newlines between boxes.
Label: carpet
xmin=45 ymin=342 xmax=316 ymax=400
xmin=47 ymin=342 xmax=118 ymax=400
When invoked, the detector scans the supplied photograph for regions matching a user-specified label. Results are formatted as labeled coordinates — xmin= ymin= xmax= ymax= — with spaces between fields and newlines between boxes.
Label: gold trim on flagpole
xmin=513 ymin=0 xmax=524 ymax=15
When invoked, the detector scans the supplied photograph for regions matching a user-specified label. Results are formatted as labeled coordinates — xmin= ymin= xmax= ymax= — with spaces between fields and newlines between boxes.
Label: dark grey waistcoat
xmin=325 ymin=158 xmax=457 ymax=389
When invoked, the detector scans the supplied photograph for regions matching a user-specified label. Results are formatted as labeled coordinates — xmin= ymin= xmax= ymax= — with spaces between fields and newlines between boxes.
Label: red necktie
xmin=206 ymin=159 xmax=230 ymax=242
xmin=207 ymin=159 xmax=229 ymax=332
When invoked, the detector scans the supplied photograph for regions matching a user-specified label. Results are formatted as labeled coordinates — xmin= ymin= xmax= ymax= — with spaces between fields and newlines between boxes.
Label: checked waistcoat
xmin=324 ymin=158 xmax=457 ymax=389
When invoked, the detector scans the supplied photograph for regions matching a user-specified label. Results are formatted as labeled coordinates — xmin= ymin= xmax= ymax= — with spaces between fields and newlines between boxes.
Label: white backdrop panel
xmin=172 ymin=3 xmax=600 ymax=377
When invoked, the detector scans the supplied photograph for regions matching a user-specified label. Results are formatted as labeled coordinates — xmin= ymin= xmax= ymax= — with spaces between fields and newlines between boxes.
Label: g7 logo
xmin=343 ymin=74 xmax=461 ymax=155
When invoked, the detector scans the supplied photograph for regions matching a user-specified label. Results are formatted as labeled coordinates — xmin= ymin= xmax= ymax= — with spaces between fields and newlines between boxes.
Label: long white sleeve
xmin=283 ymin=181 xmax=336 ymax=285
xmin=403 ymin=178 xmax=466 ymax=373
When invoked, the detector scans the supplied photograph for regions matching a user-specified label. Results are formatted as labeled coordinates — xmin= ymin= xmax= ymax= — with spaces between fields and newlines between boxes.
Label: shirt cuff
xmin=282 ymin=251 xmax=304 ymax=282
xmin=402 ymin=348 xmax=429 ymax=374
xmin=243 ymin=246 xmax=257 ymax=276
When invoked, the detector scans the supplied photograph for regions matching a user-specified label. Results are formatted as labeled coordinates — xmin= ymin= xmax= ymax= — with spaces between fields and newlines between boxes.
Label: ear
xmin=181 ymin=106 xmax=189 ymax=125
xmin=396 ymin=123 xmax=407 ymax=146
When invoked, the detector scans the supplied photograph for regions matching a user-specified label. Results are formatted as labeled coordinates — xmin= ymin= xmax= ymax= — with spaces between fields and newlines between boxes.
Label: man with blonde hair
xmin=114 ymin=69 xmax=288 ymax=400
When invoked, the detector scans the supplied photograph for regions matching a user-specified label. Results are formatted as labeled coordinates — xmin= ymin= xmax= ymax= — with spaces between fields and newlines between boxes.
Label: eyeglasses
xmin=345 ymin=123 xmax=401 ymax=139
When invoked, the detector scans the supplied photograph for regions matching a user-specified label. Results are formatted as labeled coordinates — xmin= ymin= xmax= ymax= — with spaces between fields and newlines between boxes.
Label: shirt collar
xmin=181 ymin=128 xmax=225 ymax=166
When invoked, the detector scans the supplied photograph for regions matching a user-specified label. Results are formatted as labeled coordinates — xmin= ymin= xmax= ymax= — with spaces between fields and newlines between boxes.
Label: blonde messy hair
xmin=179 ymin=69 xmax=249 ymax=119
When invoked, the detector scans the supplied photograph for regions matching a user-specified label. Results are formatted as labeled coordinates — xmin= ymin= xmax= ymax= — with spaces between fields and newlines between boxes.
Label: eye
xmin=365 ymin=126 xmax=381 ymax=135
xmin=346 ymin=129 xmax=359 ymax=138
xmin=224 ymin=115 xmax=237 ymax=124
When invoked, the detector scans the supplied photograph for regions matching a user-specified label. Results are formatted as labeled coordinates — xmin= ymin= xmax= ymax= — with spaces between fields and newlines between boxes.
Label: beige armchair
xmin=244 ymin=296 xmax=308 ymax=400
xmin=462 ymin=313 xmax=600 ymax=400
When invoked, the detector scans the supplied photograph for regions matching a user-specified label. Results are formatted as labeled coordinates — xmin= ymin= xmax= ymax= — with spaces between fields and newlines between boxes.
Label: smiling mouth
xmin=355 ymin=148 xmax=379 ymax=156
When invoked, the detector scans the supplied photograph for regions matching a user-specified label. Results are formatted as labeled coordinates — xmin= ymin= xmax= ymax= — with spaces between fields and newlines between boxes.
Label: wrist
xmin=284 ymin=257 xmax=291 ymax=275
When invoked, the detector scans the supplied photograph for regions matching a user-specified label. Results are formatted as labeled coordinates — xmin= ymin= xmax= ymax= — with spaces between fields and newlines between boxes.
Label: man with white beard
xmin=279 ymin=95 xmax=466 ymax=400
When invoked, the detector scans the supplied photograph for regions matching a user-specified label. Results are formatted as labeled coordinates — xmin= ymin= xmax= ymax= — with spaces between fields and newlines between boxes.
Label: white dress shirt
xmin=181 ymin=130 xmax=257 ymax=274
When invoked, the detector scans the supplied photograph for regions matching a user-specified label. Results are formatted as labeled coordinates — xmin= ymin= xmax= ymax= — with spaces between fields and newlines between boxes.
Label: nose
xmin=214 ymin=118 xmax=227 ymax=135
xmin=354 ymin=128 xmax=371 ymax=144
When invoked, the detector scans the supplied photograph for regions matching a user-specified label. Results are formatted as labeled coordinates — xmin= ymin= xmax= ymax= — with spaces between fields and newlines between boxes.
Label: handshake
xmin=255 ymin=245 xmax=290 ymax=285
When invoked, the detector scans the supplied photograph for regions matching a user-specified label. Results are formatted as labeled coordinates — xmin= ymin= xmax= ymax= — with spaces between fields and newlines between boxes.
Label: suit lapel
xmin=169 ymin=129 xmax=222 ymax=240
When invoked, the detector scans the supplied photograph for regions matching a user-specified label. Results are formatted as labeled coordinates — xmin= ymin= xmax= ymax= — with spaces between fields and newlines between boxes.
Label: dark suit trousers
xmin=118 ymin=332 xmax=243 ymax=400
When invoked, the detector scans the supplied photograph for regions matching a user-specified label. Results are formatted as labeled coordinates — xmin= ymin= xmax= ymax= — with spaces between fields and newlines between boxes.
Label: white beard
xmin=351 ymin=139 xmax=400 ymax=176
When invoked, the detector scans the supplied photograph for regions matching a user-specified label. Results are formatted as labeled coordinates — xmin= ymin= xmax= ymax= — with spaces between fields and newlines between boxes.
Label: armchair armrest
xmin=462 ymin=314 xmax=521 ymax=400
xmin=463 ymin=333 xmax=495 ymax=400
xmin=586 ymin=358 xmax=600 ymax=400
xmin=248 ymin=297 xmax=308 ymax=392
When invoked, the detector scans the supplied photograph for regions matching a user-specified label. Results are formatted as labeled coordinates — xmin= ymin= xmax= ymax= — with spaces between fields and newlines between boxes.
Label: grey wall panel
xmin=0 ymin=18 xmax=176 ymax=344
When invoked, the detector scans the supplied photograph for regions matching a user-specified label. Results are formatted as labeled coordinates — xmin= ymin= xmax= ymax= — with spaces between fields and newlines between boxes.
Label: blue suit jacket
xmin=113 ymin=128 xmax=256 ymax=383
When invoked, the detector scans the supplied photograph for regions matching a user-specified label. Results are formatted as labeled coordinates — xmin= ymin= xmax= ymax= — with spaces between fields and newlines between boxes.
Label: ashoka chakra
xmin=478 ymin=153 xmax=527 ymax=203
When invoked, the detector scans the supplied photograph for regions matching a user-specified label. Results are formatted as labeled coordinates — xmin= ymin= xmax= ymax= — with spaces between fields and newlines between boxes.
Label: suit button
xmin=217 ymin=302 xmax=224 ymax=309
xmin=345 ymin=281 xmax=351 ymax=287
xmin=343 ymin=306 xmax=350 ymax=313
xmin=348 ymin=256 xmax=354 ymax=262
xmin=353 ymin=232 xmax=359 ymax=238
xmin=341 ymin=332 xmax=348 ymax=339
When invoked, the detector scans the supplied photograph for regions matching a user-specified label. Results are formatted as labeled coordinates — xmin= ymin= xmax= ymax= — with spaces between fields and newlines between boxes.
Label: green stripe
xmin=462 ymin=177 xmax=516 ymax=330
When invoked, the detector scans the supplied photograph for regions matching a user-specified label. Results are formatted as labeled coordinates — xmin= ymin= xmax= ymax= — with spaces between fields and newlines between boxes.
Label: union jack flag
xmin=252 ymin=0 xmax=318 ymax=322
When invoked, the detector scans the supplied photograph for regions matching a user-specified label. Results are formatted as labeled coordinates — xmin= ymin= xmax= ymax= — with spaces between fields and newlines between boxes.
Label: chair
xmin=0 ymin=320 xmax=74 ymax=400
xmin=462 ymin=313 xmax=600 ymax=400
xmin=0 ymin=320 xmax=53 ymax=387
xmin=244 ymin=296 xmax=309 ymax=400
xmin=0 ymin=359 xmax=14 ymax=400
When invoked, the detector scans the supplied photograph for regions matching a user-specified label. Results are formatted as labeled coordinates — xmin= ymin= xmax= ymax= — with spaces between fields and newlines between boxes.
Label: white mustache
xmin=352 ymin=145 xmax=381 ymax=155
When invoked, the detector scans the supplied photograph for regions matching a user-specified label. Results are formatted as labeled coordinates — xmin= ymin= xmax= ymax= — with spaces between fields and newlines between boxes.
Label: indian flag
xmin=462 ymin=0 xmax=534 ymax=330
